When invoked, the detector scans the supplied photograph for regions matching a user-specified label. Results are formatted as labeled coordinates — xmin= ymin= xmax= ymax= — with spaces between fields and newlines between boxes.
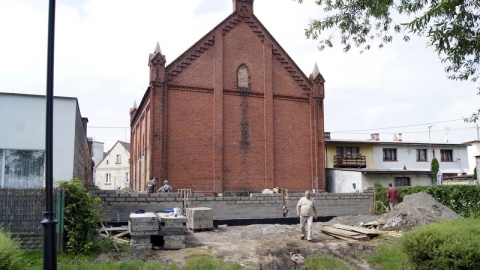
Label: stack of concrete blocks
xmin=156 ymin=213 xmax=188 ymax=249
xmin=185 ymin=207 xmax=213 ymax=231
xmin=128 ymin=212 xmax=158 ymax=249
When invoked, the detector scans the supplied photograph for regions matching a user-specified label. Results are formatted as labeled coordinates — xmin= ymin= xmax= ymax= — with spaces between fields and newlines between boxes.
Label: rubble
xmin=380 ymin=192 xmax=459 ymax=231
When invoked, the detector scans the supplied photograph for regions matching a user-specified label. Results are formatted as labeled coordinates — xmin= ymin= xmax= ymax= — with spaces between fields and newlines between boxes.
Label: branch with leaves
xmin=295 ymin=0 xmax=480 ymax=122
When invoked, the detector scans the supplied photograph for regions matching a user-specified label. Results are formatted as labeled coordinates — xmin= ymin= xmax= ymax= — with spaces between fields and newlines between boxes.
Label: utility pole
xmin=428 ymin=125 xmax=435 ymax=158
xmin=477 ymin=124 xmax=479 ymax=141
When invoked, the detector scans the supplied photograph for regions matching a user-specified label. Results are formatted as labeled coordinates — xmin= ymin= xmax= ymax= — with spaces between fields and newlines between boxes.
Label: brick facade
xmin=130 ymin=0 xmax=326 ymax=193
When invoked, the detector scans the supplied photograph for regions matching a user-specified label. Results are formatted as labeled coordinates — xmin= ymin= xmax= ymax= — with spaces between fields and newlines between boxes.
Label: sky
xmin=1 ymin=0 xmax=479 ymax=151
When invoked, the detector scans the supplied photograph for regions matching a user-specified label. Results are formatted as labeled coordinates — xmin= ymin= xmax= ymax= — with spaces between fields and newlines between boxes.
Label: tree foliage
xmin=58 ymin=178 xmax=109 ymax=253
xmin=294 ymin=0 xmax=480 ymax=122
xmin=431 ymin=157 xmax=440 ymax=176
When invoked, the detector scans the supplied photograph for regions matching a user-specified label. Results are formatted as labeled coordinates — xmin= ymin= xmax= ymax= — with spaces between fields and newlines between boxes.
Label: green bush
xmin=402 ymin=219 xmax=480 ymax=269
xmin=0 ymin=228 xmax=23 ymax=270
xmin=373 ymin=182 xmax=390 ymax=213
xmin=431 ymin=157 xmax=439 ymax=177
xmin=58 ymin=178 xmax=109 ymax=253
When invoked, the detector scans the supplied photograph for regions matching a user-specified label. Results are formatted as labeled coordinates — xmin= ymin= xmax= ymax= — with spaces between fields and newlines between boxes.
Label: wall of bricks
xmin=130 ymin=0 xmax=326 ymax=194
xmin=13 ymin=233 xmax=43 ymax=251
xmin=92 ymin=189 xmax=373 ymax=222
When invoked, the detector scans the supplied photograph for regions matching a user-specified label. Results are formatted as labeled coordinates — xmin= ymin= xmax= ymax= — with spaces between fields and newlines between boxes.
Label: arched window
xmin=237 ymin=64 xmax=249 ymax=89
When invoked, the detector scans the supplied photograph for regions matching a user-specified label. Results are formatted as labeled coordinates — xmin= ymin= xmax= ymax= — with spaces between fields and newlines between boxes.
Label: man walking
xmin=296 ymin=190 xmax=317 ymax=242
xmin=146 ymin=176 xmax=158 ymax=193
xmin=386 ymin=183 xmax=398 ymax=211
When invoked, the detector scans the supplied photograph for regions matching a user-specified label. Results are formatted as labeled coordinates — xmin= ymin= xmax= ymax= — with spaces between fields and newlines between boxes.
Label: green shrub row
xmin=402 ymin=218 xmax=480 ymax=269
xmin=374 ymin=183 xmax=480 ymax=218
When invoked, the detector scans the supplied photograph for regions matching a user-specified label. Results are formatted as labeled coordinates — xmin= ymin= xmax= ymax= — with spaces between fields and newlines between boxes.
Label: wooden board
xmin=331 ymin=224 xmax=380 ymax=236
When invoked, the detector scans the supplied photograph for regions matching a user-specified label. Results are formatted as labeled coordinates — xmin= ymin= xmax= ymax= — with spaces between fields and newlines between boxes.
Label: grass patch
xmin=18 ymin=252 xmax=247 ymax=270
xmin=300 ymin=252 xmax=348 ymax=270
xmin=364 ymin=241 xmax=411 ymax=270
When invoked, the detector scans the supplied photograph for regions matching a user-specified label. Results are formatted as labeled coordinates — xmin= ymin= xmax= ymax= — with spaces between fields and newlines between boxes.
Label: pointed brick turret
xmin=129 ymin=100 xmax=137 ymax=122
xmin=149 ymin=42 xmax=166 ymax=83
xmin=310 ymin=63 xmax=325 ymax=99
xmin=233 ymin=0 xmax=253 ymax=16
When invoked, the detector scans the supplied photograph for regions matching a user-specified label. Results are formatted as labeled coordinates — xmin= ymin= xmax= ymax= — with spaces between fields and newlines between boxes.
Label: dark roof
xmin=119 ymin=141 xmax=131 ymax=152
xmin=327 ymin=168 xmax=434 ymax=175
xmin=325 ymin=139 xmax=469 ymax=147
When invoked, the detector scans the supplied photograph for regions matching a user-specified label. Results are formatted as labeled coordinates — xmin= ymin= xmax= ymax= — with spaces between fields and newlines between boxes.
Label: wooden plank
xmin=113 ymin=230 xmax=129 ymax=238
xmin=321 ymin=226 xmax=363 ymax=237
xmin=331 ymin=224 xmax=380 ymax=235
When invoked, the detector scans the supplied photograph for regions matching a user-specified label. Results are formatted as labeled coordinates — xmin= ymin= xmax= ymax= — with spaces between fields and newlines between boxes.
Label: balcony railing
xmin=333 ymin=155 xmax=366 ymax=168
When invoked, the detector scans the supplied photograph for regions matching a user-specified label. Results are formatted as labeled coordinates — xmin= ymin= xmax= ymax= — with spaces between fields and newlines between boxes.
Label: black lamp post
xmin=41 ymin=0 xmax=58 ymax=269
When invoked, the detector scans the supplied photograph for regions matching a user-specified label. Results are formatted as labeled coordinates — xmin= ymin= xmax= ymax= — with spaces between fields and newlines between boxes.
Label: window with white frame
xmin=383 ymin=148 xmax=397 ymax=161
xmin=440 ymin=149 xmax=453 ymax=162
xmin=0 ymin=149 xmax=45 ymax=188
xmin=125 ymin=172 xmax=130 ymax=183
xmin=116 ymin=154 xmax=121 ymax=164
xmin=416 ymin=149 xmax=428 ymax=161
xmin=105 ymin=173 xmax=111 ymax=184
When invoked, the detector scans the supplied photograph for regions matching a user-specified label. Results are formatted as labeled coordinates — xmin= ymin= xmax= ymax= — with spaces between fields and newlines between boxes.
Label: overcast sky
xmin=1 ymin=0 xmax=479 ymax=150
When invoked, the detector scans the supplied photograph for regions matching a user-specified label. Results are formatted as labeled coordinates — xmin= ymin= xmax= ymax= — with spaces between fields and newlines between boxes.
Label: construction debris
xmin=320 ymin=223 xmax=380 ymax=241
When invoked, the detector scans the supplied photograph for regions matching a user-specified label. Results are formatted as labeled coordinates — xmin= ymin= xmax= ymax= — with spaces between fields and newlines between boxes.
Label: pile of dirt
xmin=323 ymin=192 xmax=459 ymax=232
xmin=379 ymin=192 xmax=459 ymax=231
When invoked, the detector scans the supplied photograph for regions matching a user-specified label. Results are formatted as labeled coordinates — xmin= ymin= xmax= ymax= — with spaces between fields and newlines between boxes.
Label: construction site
xmin=93 ymin=191 xmax=459 ymax=269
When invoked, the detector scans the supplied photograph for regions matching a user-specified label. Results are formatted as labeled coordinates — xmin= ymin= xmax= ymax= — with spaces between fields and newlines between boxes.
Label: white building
xmin=465 ymin=140 xmax=480 ymax=175
xmin=325 ymin=133 xmax=470 ymax=193
xmin=95 ymin=141 xmax=130 ymax=190
xmin=0 ymin=92 xmax=92 ymax=188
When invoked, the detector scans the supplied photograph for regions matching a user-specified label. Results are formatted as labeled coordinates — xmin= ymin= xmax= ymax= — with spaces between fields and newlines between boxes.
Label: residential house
xmin=0 ymin=92 xmax=92 ymax=188
xmin=325 ymin=133 xmax=470 ymax=193
xmin=129 ymin=0 xmax=326 ymax=193
xmin=464 ymin=140 xmax=480 ymax=175
xmin=95 ymin=141 xmax=130 ymax=190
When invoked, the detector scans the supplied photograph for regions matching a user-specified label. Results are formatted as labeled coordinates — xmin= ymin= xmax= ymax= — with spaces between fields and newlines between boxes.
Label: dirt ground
xmin=102 ymin=192 xmax=458 ymax=270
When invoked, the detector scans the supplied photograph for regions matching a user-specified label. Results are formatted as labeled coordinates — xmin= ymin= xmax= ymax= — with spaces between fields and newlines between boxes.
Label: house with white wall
xmin=464 ymin=140 xmax=480 ymax=175
xmin=95 ymin=141 xmax=130 ymax=190
xmin=325 ymin=133 xmax=470 ymax=193
xmin=0 ymin=92 xmax=92 ymax=188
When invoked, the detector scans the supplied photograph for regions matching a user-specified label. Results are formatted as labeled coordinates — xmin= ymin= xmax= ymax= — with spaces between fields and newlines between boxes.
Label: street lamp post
xmin=41 ymin=1 xmax=57 ymax=269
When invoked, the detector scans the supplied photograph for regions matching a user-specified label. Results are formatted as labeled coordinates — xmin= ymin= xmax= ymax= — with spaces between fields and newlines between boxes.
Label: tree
xmin=431 ymin=157 xmax=440 ymax=177
xmin=294 ymin=0 xmax=480 ymax=122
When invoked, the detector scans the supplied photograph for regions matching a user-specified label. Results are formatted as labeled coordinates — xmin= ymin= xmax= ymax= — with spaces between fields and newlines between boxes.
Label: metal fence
xmin=0 ymin=188 xmax=47 ymax=233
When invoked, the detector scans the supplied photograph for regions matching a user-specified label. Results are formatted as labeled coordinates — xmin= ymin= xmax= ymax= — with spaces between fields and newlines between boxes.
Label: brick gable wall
xmin=130 ymin=2 xmax=325 ymax=193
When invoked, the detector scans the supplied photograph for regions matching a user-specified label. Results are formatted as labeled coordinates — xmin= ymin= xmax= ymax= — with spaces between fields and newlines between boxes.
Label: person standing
xmin=146 ymin=176 xmax=158 ymax=194
xmin=352 ymin=183 xmax=360 ymax=193
xmin=386 ymin=183 xmax=398 ymax=210
xmin=158 ymin=179 xmax=173 ymax=192
xmin=296 ymin=190 xmax=317 ymax=242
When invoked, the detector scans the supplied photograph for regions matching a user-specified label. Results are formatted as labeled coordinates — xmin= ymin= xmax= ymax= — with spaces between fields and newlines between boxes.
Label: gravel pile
xmin=379 ymin=192 xmax=459 ymax=231
xmin=323 ymin=192 xmax=459 ymax=232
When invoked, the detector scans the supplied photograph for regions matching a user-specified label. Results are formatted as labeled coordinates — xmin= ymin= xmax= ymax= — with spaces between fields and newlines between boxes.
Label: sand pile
xmin=380 ymin=192 xmax=459 ymax=231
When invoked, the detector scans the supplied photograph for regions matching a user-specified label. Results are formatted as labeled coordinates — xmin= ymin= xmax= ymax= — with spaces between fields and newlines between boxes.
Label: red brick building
xmin=130 ymin=0 xmax=326 ymax=193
